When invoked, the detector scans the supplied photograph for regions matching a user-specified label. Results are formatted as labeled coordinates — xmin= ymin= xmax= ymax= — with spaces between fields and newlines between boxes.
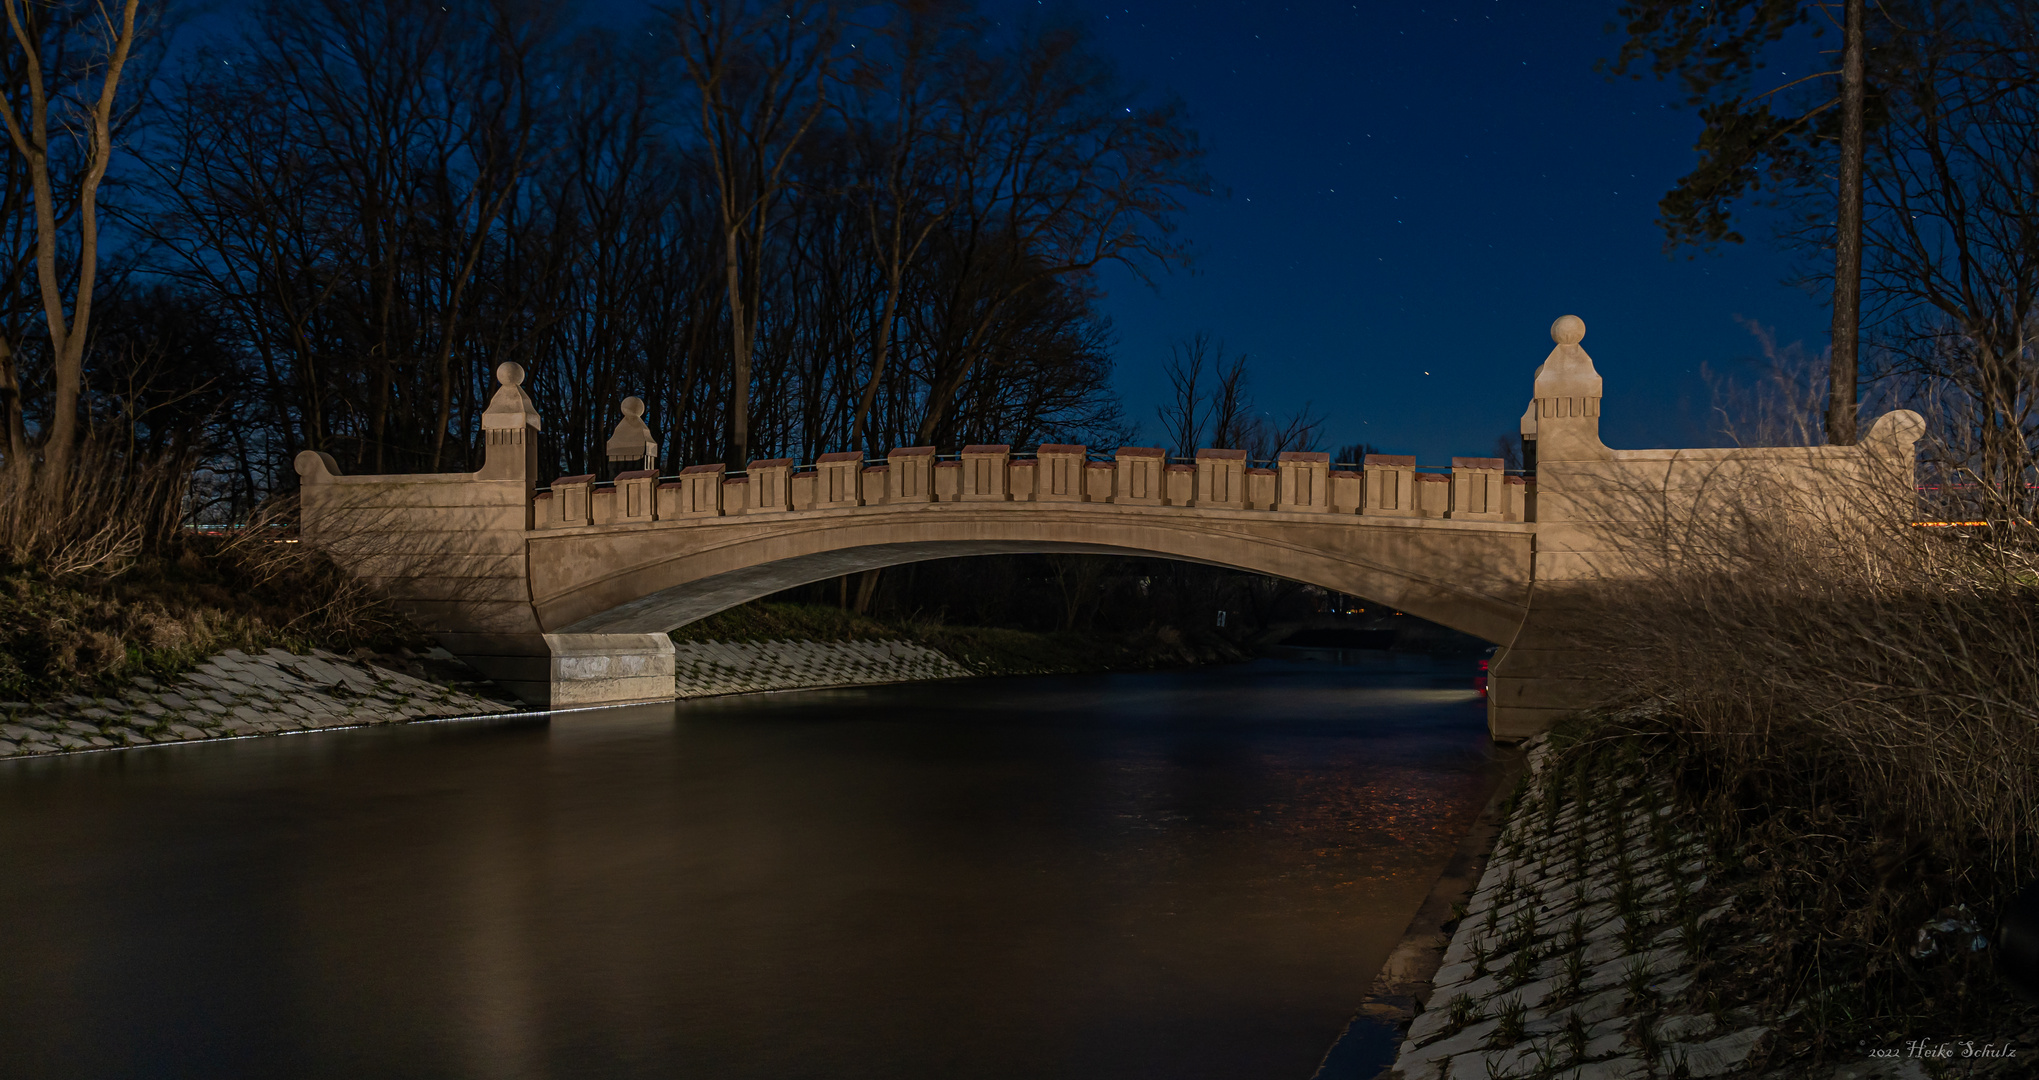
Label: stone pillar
xmin=1009 ymin=458 xmax=1038 ymax=501
xmin=816 ymin=451 xmax=863 ymax=507
xmin=1329 ymin=468 xmax=1364 ymax=514
xmin=1037 ymin=444 xmax=1088 ymax=501
xmin=1505 ymin=474 xmax=1531 ymax=522
xmin=961 ymin=445 xmax=1012 ymax=501
xmin=546 ymin=475 xmax=594 ymax=528
xmin=1084 ymin=460 xmax=1115 ymax=501
xmin=1276 ymin=451 xmax=1331 ymax=512
xmin=663 ymin=464 xmax=724 ymax=517
xmin=1194 ymin=448 xmax=1247 ymax=508
xmin=934 ymin=459 xmax=963 ymax=501
xmin=1448 ymin=457 xmax=1505 ymax=520
xmin=1362 ymin=454 xmax=1416 ymax=517
xmin=1416 ymin=472 xmax=1451 ymax=517
xmin=746 ymin=458 xmax=793 ymax=512
xmin=615 ymin=470 xmax=656 ymax=523
xmin=1113 ymin=447 xmax=1166 ymax=505
xmin=1527 ymin=315 xmax=1605 ymax=466
xmin=1164 ymin=463 xmax=1193 ymax=505
xmin=1244 ymin=466 xmax=1277 ymax=510
xmin=1489 ymin=315 xmax=1611 ymax=741
xmin=861 ymin=464 xmax=888 ymax=503
xmin=478 ymin=361 xmax=541 ymax=491
xmin=888 ymin=446 xmax=936 ymax=502
xmin=605 ymin=396 xmax=659 ymax=476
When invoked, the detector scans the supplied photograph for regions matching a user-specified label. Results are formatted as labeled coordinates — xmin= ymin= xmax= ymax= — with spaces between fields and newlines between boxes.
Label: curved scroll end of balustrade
xmin=1863 ymin=409 xmax=1926 ymax=453
xmin=293 ymin=450 xmax=342 ymax=482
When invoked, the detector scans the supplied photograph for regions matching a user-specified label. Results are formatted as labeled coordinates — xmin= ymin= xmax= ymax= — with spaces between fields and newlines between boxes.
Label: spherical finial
xmin=621 ymin=395 xmax=645 ymax=418
xmin=496 ymin=361 xmax=526 ymax=388
xmin=1550 ymin=315 xmax=1586 ymax=346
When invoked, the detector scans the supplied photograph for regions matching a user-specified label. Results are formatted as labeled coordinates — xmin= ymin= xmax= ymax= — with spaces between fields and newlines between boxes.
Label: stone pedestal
xmin=435 ymin=632 xmax=677 ymax=710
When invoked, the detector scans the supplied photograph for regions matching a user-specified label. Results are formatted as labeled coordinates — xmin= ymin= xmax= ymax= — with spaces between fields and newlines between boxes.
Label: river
xmin=0 ymin=656 xmax=1503 ymax=1080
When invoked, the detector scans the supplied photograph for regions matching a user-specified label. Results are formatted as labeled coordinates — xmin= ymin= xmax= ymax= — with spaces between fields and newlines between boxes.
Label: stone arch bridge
xmin=298 ymin=316 xmax=1922 ymax=739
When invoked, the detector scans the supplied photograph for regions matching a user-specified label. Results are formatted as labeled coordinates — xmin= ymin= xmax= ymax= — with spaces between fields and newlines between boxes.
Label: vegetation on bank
xmin=0 ymin=542 xmax=427 ymax=704
xmin=1529 ymin=709 xmax=2036 ymax=1074
xmin=670 ymin=600 xmax=1251 ymax=677
xmin=1539 ymin=464 xmax=2039 ymax=1071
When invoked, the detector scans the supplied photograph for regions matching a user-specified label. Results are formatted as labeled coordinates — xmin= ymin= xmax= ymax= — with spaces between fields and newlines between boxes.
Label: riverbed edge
xmin=1317 ymin=739 xmax=1527 ymax=1078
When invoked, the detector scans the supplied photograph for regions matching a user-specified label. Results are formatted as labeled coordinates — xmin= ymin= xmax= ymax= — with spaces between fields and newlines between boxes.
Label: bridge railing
xmin=527 ymin=443 xmax=1530 ymax=529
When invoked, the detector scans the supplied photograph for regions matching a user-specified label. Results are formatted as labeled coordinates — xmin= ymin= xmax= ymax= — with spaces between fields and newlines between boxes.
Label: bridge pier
xmin=437 ymin=633 xmax=677 ymax=710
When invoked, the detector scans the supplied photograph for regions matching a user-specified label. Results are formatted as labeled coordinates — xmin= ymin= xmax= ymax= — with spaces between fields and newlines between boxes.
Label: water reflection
xmin=0 ymin=657 xmax=1500 ymax=1080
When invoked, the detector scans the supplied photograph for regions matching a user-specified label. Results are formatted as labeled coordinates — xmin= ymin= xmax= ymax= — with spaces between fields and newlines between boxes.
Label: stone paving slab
xmin=0 ymin=650 xmax=517 ymax=761
xmin=1383 ymin=731 xmax=1774 ymax=1080
xmin=673 ymin=639 xmax=972 ymax=698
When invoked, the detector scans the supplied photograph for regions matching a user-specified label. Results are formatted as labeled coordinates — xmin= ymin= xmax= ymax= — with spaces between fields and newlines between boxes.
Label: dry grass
xmin=0 ymin=445 xmax=427 ymax=703
xmin=1554 ymin=443 xmax=2039 ymax=1066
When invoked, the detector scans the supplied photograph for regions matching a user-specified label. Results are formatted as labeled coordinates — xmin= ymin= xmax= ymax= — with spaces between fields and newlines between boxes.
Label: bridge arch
xmin=530 ymin=505 xmax=1533 ymax=645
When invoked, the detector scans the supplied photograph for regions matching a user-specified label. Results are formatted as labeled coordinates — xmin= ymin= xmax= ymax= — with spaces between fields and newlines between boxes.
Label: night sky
xmin=200 ymin=0 xmax=1840 ymax=463
xmin=1026 ymin=0 xmax=1833 ymax=462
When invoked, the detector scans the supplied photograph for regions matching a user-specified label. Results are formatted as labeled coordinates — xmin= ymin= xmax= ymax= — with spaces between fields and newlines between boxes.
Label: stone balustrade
xmin=533 ymin=443 xmax=1533 ymax=528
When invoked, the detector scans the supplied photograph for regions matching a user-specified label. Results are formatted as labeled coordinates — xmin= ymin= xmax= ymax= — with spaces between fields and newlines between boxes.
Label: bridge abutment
xmin=437 ymin=633 xmax=678 ymax=710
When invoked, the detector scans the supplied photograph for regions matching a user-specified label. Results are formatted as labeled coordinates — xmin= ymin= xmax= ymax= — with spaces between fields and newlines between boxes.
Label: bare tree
xmin=0 ymin=0 xmax=142 ymax=485
xmin=672 ymin=0 xmax=836 ymax=467
xmin=1856 ymin=1 xmax=2039 ymax=508
xmin=1155 ymin=330 xmax=1217 ymax=457
xmin=839 ymin=0 xmax=968 ymax=453
xmin=909 ymin=14 xmax=1208 ymax=447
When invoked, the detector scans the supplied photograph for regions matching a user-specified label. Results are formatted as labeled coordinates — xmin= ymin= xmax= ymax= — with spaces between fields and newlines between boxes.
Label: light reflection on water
xmin=0 ymin=656 xmax=1501 ymax=1080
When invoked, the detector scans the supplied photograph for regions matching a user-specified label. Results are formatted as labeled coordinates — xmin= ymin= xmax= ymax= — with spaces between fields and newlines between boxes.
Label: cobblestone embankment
xmin=1384 ymin=733 xmax=1766 ymax=1080
xmin=0 ymin=648 xmax=516 ymax=759
xmin=0 ymin=638 xmax=979 ymax=760
xmin=674 ymin=639 xmax=972 ymax=697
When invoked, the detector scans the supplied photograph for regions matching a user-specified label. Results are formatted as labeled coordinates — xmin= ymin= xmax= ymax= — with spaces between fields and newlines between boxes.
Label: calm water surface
xmin=0 ymin=657 xmax=1501 ymax=1080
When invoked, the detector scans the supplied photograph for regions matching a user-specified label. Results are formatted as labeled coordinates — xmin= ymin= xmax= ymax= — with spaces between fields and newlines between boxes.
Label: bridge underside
xmin=529 ymin=506 xmax=1534 ymax=643
xmin=398 ymin=505 xmax=1535 ymax=718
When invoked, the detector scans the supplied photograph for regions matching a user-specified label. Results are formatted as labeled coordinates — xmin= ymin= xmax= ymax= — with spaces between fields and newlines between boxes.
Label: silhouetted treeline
xmin=1 ymin=0 xmax=1208 ymax=515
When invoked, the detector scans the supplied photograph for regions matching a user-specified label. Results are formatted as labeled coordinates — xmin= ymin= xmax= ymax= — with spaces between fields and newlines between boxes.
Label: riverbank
xmin=1376 ymin=709 xmax=2038 ymax=1080
xmin=0 ymin=598 xmax=1259 ymax=760
xmin=0 ymin=647 xmax=517 ymax=759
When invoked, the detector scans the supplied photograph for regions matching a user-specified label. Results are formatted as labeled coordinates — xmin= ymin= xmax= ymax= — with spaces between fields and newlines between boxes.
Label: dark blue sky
xmin=1028 ymin=0 xmax=1833 ymax=461
xmin=194 ymin=0 xmax=1834 ymax=462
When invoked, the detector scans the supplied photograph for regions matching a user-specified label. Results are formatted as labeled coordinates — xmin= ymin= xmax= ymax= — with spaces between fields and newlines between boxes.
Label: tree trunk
xmin=852 ymin=568 xmax=881 ymax=615
xmin=1827 ymin=0 xmax=1867 ymax=446
xmin=725 ymin=227 xmax=750 ymax=468
xmin=0 ymin=335 xmax=25 ymax=478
